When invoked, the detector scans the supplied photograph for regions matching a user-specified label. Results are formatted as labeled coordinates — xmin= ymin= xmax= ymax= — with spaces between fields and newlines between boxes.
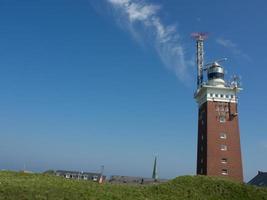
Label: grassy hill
xmin=0 ymin=171 xmax=266 ymax=200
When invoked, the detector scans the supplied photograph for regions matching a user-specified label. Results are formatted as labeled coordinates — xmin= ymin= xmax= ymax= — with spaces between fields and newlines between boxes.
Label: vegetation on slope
xmin=0 ymin=171 xmax=266 ymax=200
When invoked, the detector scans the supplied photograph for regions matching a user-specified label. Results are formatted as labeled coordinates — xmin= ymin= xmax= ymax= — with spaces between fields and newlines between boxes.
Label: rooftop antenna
xmin=230 ymin=74 xmax=242 ymax=117
xmin=191 ymin=32 xmax=208 ymax=89
xmin=230 ymin=75 xmax=242 ymax=88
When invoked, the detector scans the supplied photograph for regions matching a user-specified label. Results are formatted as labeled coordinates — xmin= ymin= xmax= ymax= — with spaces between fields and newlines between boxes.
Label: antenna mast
xmin=191 ymin=32 xmax=208 ymax=89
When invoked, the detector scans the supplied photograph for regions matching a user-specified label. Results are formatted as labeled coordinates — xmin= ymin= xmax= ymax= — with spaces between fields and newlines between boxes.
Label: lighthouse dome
xmin=207 ymin=62 xmax=225 ymax=87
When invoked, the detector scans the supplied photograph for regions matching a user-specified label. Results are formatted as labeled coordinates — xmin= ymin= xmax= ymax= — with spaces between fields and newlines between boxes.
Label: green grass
xmin=0 ymin=171 xmax=266 ymax=200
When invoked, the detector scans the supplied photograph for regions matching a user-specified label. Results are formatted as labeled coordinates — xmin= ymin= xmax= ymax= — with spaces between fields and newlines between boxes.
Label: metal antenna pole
xmin=191 ymin=32 xmax=208 ymax=89
xmin=197 ymin=39 xmax=204 ymax=87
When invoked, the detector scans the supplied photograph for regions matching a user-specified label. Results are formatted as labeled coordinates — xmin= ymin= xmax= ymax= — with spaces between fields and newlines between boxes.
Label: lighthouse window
xmin=220 ymin=94 xmax=224 ymax=98
xmin=219 ymin=116 xmax=226 ymax=123
xmin=221 ymin=158 xmax=228 ymax=164
xmin=226 ymin=95 xmax=229 ymax=98
xmin=221 ymin=169 xmax=228 ymax=175
xmin=220 ymin=133 xmax=227 ymax=139
xmin=221 ymin=145 xmax=227 ymax=151
xmin=215 ymin=94 xmax=218 ymax=97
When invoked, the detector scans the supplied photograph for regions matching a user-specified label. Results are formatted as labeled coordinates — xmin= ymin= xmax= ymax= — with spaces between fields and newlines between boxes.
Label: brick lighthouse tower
xmin=192 ymin=33 xmax=243 ymax=182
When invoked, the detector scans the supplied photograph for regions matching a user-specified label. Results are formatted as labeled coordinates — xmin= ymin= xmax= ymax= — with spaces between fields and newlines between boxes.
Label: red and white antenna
xmin=191 ymin=32 xmax=208 ymax=89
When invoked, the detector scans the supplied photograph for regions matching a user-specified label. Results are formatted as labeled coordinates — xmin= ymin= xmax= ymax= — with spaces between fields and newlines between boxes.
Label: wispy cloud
xmin=106 ymin=0 xmax=191 ymax=82
xmin=216 ymin=37 xmax=251 ymax=61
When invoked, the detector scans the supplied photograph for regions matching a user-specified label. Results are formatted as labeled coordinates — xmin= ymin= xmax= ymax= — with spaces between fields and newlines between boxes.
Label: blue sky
xmin=0 ymin=0 xmax=266 ymax=181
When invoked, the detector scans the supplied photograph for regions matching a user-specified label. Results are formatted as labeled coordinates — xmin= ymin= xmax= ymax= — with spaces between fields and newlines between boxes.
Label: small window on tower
xmin=231 ymin=95 xmax=234 ymax=99
xmin=220 ymin=133 xmax=227 ymax=139
xmin=221 ymin=158 xmax=228 ymax=164
xmin=221 ymin=145 xmax=227 ymax=151
xmin=226 ymin=95 xmax=229 ymax=98
xmin=219 ymin=116 xmax=226 ymax=123
xmin=220 ymin=94 xmax=224 ymax=98
xmin=221 ymin=169 xmax=228 ymax=175
xmin=215 ymin=94 xmax=218 ymax=97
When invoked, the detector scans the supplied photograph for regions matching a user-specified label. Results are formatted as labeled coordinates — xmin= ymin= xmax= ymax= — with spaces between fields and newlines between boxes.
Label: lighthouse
xmin=192 ymin=33 xmax=243 ymax=182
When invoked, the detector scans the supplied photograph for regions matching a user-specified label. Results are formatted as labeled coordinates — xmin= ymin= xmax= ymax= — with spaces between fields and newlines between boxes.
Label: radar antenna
xmin=204 ymin=58 xmax=227 ymax=69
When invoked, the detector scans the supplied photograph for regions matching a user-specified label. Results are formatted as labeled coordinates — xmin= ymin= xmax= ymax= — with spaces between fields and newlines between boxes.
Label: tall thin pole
xmin=191 ymin=32 xmax=208 ymax=89
xmin=196 ymin=39 xmax=204 ymax=88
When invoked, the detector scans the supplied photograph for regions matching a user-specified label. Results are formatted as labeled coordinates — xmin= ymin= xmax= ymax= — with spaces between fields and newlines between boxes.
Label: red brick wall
xmin=197 ymin=101 xmax=243 ymax=182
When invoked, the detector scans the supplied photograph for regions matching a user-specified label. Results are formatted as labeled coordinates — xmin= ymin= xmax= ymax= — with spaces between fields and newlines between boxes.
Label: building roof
xmin=56 ymin=170 xmax=101 ymax=176
xmin=109 ymin=175 xmax=168 ymax=185
xmin=248 ymin=171 xmax=267 ymax=187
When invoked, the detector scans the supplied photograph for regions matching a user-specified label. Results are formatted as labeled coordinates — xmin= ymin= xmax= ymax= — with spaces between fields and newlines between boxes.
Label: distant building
xmin=20 ymin=170 xmax=34 ymax=174
xmin=109 ymin=175 xmax=168 ymax=185
xmin=248 ymin=171 xmax=267 ymax=187
xmin=55 ymin=170 xmax=105 ymax=182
